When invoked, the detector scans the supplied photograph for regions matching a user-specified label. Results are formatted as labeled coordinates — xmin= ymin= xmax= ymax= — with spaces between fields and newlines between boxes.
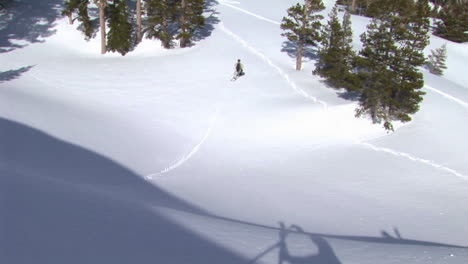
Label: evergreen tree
xmin=280 ymin=0 xmax=325 ymax=70
xmin=365 ymin=0 xmax=415 ymax=18
xmin=434 ymin=2 xmax=468 ymax=43
xmin=314 ymin=5 xmax=356 ymax=90
xmin=107 ymin=0 xmax=132 ymax=55
xmin=427 ymin=44 xmax=448 ymax=75
xmin=62 ymin=0 xmax=80 ymax=24
xmin=62 ymin=0 xmax=94 ymax=40
xmin=178 ymin=0 xmax=205 ymax=48
xmin=355 ymin=0 xmax=429 ymax=131
xmin=144 ymin=0 xmax=178 ymax=48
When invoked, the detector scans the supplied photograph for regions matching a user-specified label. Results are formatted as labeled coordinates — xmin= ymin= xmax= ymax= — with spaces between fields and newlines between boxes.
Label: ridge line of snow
xmin=145 ymin=107 xmax=221 ymax=180
xmin=424 ymin=85 xmax=468 ymax=109
xmin=219 ymin=2 xmax=281 ymax=25
xmin=219 ymin=22 xmax=328 ymax=109
xmin=359 ymin=142 xmax=468 ymax=180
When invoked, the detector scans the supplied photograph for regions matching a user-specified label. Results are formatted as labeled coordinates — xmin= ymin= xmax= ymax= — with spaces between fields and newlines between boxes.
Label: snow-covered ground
xmin=1 ymin=0 xmax=467 ymax=263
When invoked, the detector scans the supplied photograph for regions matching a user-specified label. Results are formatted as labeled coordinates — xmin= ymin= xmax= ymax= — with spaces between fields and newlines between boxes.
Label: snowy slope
xmin=1 ymin=0 xmax=467 ymax=263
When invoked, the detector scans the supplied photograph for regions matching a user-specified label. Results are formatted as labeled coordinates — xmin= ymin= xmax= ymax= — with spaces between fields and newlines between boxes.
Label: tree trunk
xmin=98 ymin=0 xmax=107 ymax=54
xmin=351 ymin=0 xmax=357 ymax=13
xmin=136 ymin=0 xmax=142 ymax=42
xmin=180 ymin=0 xmax=187 ymax=47
xmin=68 ymin=13 xmax=73 ymax=24
xmin=296 ymin=41 xmax=303 ymax=70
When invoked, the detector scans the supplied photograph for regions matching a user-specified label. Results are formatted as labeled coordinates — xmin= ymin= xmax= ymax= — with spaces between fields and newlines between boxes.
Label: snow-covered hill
xmin=1 ymin=0 xmax=467 ymax=263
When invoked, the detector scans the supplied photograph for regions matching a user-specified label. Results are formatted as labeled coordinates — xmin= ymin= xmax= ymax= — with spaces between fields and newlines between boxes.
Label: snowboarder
xmin=231 ymin=59 xmax=245 ymax=81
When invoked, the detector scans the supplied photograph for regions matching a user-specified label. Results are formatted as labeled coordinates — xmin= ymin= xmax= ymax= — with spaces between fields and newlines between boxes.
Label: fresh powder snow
xmin=1 ymin=0 xmax=467 ymax=263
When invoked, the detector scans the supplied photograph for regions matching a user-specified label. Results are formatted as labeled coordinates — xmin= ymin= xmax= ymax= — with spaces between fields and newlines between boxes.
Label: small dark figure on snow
xmin=231 ymin=59 xmax=245 ymax=81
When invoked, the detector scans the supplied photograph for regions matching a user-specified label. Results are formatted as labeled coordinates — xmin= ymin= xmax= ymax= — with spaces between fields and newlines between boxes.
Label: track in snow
xmin=424 ymin=85 xmax=468 ymax=109
xmin=145 ymin=107 xmax=221 ymax=180
xmin=219 ymin=22 xmax=328 ymax=109
xmin=359 ymin=142 xmax=467 ymax=180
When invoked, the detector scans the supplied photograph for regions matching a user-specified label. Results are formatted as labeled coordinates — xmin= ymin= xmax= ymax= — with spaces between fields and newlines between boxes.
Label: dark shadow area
xmin=281 ymin=41 xmax=319 ymax=61
xmin=204 ymin=215 xmax=468 ymax=250
xmin=1 ymin=117 xmax=466 ymax=264
xmin=192 ymin=0 xmax=220 ymax=44
xmin=336 ymin=90 xmax=361 ymax=101
xmin=0 ymin=0 xmax=64 ymax=53
xmin=0 ymin=117 xmax=249 ymax=264
xmin=276 ymin=223 xmax=342 ymax=264
xmin=249 ymin=223 xmax=343 ymax=264
xmin=0 ymin=65 xmax=34 ymax=83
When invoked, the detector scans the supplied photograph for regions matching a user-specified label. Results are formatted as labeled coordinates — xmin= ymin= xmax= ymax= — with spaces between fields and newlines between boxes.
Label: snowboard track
xmin=359 ymin=142 xmax=467 ymax=180
xmin=219 ymin=22 xmax=328 ymax=109
xmin=145 ymin=107 xmax=221 ymax=180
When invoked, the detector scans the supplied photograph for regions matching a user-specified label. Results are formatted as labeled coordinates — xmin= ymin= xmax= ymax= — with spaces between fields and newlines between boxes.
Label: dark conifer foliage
xmin=107 ymin=0 xmax=132 ymax=55
xmin=427 ymin=44 xmax=448 ymax=75
xmin=178 ymin=0 xmax=205 ymax=48
xmin=314 ymin=5 xmax=356 ymax=90
xmin=355 ymin=0 xmax=430 ymax=131
xmin=144 ymin=0 xmax=178 ymax=48
xmin=434 ymin=2 xmax=468 ymax=43
xmin=63 ymin=0 xmax=94 ymax=39
xmin=365 ymin=0 xmax=415 ymax=18
xmin=280 ymin=0 xmax=325 ymax=70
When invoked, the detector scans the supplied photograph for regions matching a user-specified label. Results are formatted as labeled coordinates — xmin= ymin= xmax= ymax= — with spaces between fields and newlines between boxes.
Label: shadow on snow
xmin=281 ymin=40 xmax=319 ymax=62
xmin=0 ymin=65 xmax=34 ymax=84
xmin=0 ymin=0 xmax=63 ymax=53
xmin=1 ymin=117 xmax=466 ymax=264
xmin=0 ymin=117 xmax=248 ymax=264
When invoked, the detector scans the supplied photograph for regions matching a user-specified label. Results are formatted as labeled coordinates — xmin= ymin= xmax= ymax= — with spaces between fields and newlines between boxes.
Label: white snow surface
xmin=1 ymin=0 xmax=467 ymax=263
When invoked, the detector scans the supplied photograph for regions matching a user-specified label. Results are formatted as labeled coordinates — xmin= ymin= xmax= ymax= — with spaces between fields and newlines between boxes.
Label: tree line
xmin=337 ymin=0 xmax=468 ymax=43
xmin=280 ymin=0 xmax=447 ymax=131
xmin=62 ymin=0 xmax=206 ymax=55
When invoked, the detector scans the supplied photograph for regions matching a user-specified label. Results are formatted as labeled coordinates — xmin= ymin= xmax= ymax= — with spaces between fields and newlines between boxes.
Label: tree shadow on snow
xmin=336 ymin=89 xmax=361 ymax=101
xmin=249 ymin=223 xmax=342 ymax=264
xmin=191 ymin=0 xmax=220 ymax=44
xmin=0 ymin=0 xmax=64 ymax=53
xmin=0 ymin=65 xmax=34 ymax=84
xmin=0 ymin=117 xmax=249 ymax=264
xmin=281 ymin=41 xmax=319 ymax=62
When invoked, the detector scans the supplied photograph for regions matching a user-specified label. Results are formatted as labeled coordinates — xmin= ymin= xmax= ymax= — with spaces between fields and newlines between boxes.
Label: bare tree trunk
xmin=296 ymin=1 xmax=309 ymax=71
xmin=180 ymin=0 xmax=187 ymax=47
xmin=136 ymin=0 xmax=142 ymax=42
xmin=68 ymin=13 xmax=73 ymax=24
xmin=98 ymin=0 xmax=107 ymax=54
xmin=296 ymin=41 xmax=303 ymax=70
xmin=351 ymin=0 xmax=357 ymax=13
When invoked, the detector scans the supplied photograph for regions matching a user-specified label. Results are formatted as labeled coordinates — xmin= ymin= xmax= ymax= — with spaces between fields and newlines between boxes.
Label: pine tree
xmin=107 ymin=0 xmax=132 ymax=55
xmin=144 ymin=0 xmax=178 ymax=48
xmin=178 ymin=0 xmax=205 ymax=48
xmin=77 ymin=0 xmax=94 ymax=40
xmin=62 ymin=0 xmax=107 ymax=53
xmin=62 ymin=0 xmax=95 ymax=40
xmin=280 ymin=0 xmax=325 ymax=70
xmin=366 ymin=0 xmax=415 ymax=18
xmin=355 ymin=0 xmax=429 ymax=131
xmin=427 ymin=44 xmax=448 ymax=75
xmin=314 ymin=5 xmax=356 ymax=90
xmin=434 ymin=2 xmax=468 ymax=43
xmin=63 ymin=0 xmax=80 ymax=24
